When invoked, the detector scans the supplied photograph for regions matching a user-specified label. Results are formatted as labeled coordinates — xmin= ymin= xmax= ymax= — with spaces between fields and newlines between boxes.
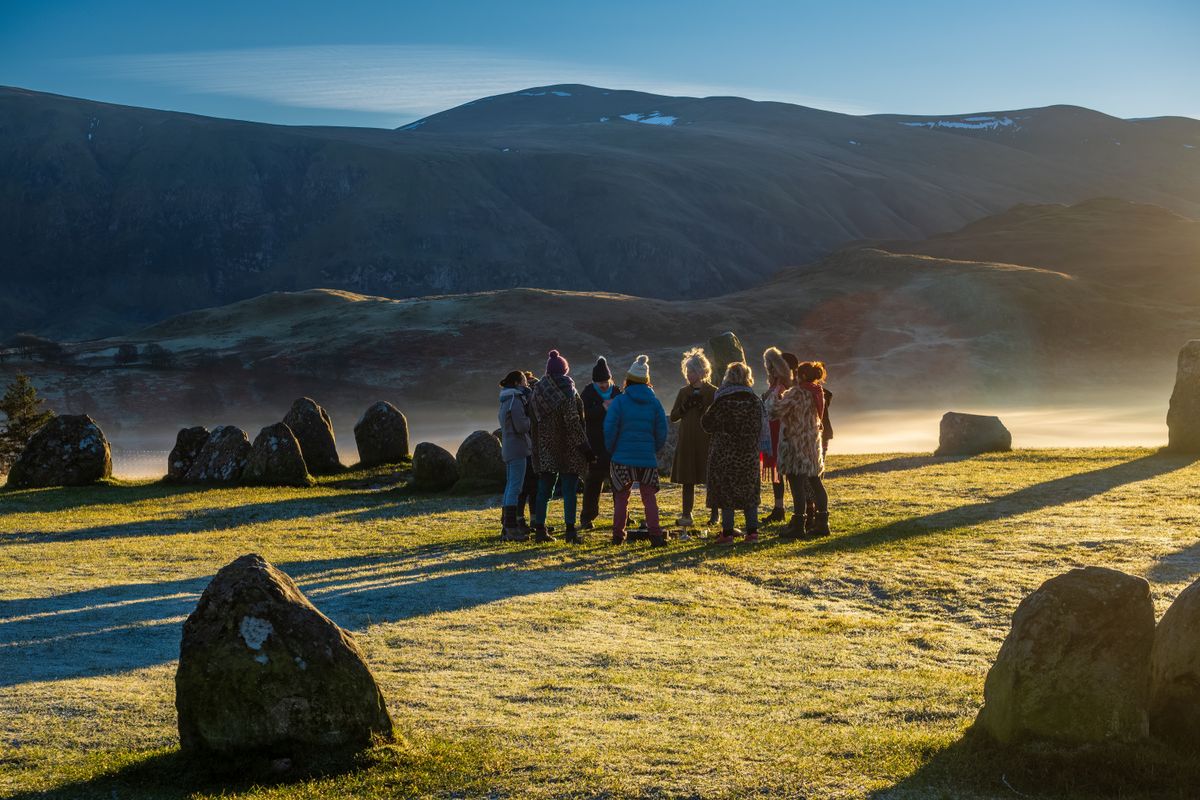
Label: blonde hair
xmin=722 ymin=361 xmax=754 ymax=387
xmin=680 ymin=347 xmax=712 ymax=382
xmin=763 ymin=347 xmax=789 ymax=382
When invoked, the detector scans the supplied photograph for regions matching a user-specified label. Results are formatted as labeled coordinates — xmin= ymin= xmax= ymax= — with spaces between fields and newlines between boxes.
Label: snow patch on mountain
xmin=620 ymin=111 xmax=677 ymax=126
xmin=901 ymin=116 xmax=1019 ymax=131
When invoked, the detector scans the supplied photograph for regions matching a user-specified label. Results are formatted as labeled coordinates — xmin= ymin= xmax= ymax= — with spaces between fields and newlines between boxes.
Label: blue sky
xmin=2 ymin=0 xmax=1196 ymax=127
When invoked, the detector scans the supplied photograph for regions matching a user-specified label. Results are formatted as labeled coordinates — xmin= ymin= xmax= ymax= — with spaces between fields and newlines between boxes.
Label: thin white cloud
xmin=81 ymin=44 xmax=876 ymax=120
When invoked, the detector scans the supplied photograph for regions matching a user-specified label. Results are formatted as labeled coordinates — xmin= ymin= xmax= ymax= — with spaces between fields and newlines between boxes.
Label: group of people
xmin=496 ymin=345 xmax=832 ymax=546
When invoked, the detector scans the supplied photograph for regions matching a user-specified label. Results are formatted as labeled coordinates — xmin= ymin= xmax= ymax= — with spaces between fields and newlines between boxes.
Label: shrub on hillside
xmin=0 ymin=374 xmax=55 ymax=474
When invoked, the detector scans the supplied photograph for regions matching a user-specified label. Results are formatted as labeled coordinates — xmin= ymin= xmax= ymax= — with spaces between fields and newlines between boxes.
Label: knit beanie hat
xmin=592 ymin=356 xmax=612 ymax=382
xmin=545 ymin=349 xmax=569 ymax=377
xmin=626 ymin=354 xmax=651 ymax=384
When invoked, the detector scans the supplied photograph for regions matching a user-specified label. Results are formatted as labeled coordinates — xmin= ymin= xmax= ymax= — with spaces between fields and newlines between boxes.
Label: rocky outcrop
xmin=454 ymin=430 xmax=505 ymax=492
xmin=167 ymin=426 xmax=210 ymax=483
xmin=976 ymin=566 xmax=1154 ymax=744
xmin=283 ymin=398 xmax=342 ymax=475
xmin=183 ymin=426 xmax=252 ymax=485
xmin=934 ymin=412 xmax=1012 ymax=456
xmin=176 ymin=554 xmax=393 ymax=755
xmin=243 ymin=423 xmax=313 ymax=487
xmin=411 ymin=442 xmax=457 ymax=491
xmin=657 ymin=423 xmax=679 ymax=475
xmin=1166 ymin=340 xmax=1200 ymax=452
xmin=5 ymin=414 xmax=111 ymax=488
xmin=708 ymin=331 xmax=745 ymax=381
xmin=1149 ymin=577 xmax=1200 ymax=747
xmin=353 ymin=402 xmax=409 ymax=468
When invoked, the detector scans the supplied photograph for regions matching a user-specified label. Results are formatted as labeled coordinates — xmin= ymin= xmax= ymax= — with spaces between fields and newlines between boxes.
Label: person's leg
xmin=561 ymin=473 xmax=580 ymax=530
xmin=808 ymin=476 xmax=830 ymax=536
xmin=640 ymin=483 xmax=666 ymax=545
xmin=781 ymin=475 xmax=808 ymax=538
xmin=720 ymin=507 xmax=735 ymax=532
xmin=764 ymin=479 xmax=786 ymax=523
xmin=501 ymin=459 xmax=525 ymax=539
xmin=533 ymin=473 xmax=557 ymax=541
xmin=678 ymin=483 xmax=695 ymax=524
xmin=744 ymin=506 xmax=760 ymax=542
xmin=612 ymin=485 xmax=631 ymax=543
xmin=581 ymin=463 xmax=601 ymax=526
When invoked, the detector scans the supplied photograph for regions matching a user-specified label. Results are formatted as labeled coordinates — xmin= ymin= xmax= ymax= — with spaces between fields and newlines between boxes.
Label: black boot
xmin=564 ymin=525 xmax=581 ymax=544
xmin=707 ymin=508 xmax=719 ymax=526
xmin=809 ymin=511 xmax=831 ymax=538
xmin=500 ymin=506 xmax=528 ymax=542
xmin=763 ymin=507 xmax=786 ymax=524
xmin=534 ymin=524 xmax=556 ymax=543
xmin=778 ymin=515 xmax=807 ymax=540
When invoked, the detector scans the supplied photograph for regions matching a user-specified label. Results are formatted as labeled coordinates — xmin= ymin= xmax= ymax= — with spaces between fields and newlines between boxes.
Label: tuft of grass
xmin=2 ymin=448 xmax=1199 ymax=798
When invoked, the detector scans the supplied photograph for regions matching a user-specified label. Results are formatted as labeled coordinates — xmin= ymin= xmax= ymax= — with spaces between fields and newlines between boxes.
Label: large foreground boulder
xmin=411 ymin=442 xmax=457 ymax=491
xmin=1150 ymin=577 xmax=1200 ymax=747
xmin=167 ymin=426 xmax=209 ymax=482
xmin=976 ymin=566 xmax=1153 ymax=744
xmin=454 ymin=430 xmax=505 ymax=491
xmin=184 ymin=426 xmax=252 ymax=484
xmin=283 ymin=398 xmax=342 ymax=474
xmin=934 ymin=412 xmax=1012 ymax=456
xmin=708 ymin=331 xmax=746 ymax=381
xmin=243 ymin=423 xmax=313 ymax=487
xmin=353 ymin=402 xmax=409 ymax=467
xmin=176 ymin=554 xmax=393 ymax=754
xmin=6 ymin=414 xmax=112 ymax=488
xmin=1166 ymin=340 xmax=1200 ymax=452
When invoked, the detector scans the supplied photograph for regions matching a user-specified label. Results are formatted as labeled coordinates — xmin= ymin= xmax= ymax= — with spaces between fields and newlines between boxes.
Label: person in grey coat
xmin=498 ymin=370 xmax=532 ymax=541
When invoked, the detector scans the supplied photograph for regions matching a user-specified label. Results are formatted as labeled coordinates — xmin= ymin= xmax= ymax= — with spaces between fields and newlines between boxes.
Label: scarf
xmin=530 ymin=373 xmax=576 ymax=422
xmin=594 ymin=383 xmax=614 ymax=401
xmin=715 ymin=384 xmax=773 ymax=456
xmin=799 ymin=381 xmax=826 ymax=419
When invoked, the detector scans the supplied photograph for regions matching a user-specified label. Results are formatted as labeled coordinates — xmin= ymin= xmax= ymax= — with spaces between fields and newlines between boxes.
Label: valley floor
xmin=2 ymin=449 xmax=1200 ymax=799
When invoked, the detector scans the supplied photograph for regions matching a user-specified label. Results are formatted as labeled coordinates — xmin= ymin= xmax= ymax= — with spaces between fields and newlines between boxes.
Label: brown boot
xmin=778 ymin=515 xmax=807 ymax=540
xmin=534 ymin=525 xmax=556 ymax=543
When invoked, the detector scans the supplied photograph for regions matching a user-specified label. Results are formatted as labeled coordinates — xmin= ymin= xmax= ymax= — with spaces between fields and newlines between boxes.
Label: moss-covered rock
xmin=411 ymin=442 xmax=457 ymax=491
xmin=976 ymin=566 xmax=1153 ymax=744
xmin=166 ymin=426 xmax=209 ymax=483
xmin=176 ymin=553 xmax=393 ymax=755
xmin=353 ymin=401 xmax=409 ymax=467
xmin=283 ymin=397 xmax=341 ymax=475
xmin=6 ymin=414 xmax=111 ymax=488
xmin=243 ymin=423 xmax=313 ymax=487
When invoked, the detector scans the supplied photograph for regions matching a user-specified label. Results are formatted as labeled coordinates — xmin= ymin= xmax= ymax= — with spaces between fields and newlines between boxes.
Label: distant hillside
xmin=2 ymin=84 xmax=1199 ymax=340
xmin=17 ymin=200 xmax=1200 ymax=442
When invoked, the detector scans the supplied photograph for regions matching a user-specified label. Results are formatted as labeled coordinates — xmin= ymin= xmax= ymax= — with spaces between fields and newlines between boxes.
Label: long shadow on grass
xmin=804 ymin=451 xmax=1198 ymax=557
xmin=871 ymin=728 xmax=1200 ymax=799
xmin=825 ymin=454 xmax=962 ymax=479
xmin=0 ymin=531 xmax=732 ymax=687
xmin=0 ymin=488 xmax=494 ymax=546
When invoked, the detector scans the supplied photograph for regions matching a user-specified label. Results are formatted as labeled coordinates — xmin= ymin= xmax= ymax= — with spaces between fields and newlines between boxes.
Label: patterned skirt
xmin=609 ymin=462 xmax=660 ymax=494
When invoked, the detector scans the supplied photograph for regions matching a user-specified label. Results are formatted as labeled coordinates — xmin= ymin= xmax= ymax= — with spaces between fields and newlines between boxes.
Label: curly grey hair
xmin=680 ymin=347 xmax=712 ymax=382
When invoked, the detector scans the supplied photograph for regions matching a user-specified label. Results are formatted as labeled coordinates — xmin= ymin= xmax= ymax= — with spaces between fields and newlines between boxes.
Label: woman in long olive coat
xmin=669 ymin=347 xmax=718 ymax=526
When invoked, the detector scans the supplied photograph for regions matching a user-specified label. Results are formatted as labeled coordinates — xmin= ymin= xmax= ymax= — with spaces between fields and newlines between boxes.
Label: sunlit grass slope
xmin=3 ymin=449 xmax=1200 ymax=799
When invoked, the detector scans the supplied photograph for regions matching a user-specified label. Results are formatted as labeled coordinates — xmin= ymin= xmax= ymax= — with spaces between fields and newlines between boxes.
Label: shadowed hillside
xmin=13 ymin=199 xmax=1199 ymax=447
xmin=2 ymin=84 xmax=1198 ymax=339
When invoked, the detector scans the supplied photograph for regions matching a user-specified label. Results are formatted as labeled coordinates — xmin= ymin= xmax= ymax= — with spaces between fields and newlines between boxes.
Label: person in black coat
xmin=579 ymin=357 xmax=622 ymax=529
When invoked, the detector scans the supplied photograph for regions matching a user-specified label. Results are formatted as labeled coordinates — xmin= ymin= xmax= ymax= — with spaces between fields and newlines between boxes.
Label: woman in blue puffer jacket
xmin=603 ymin=355 xmax=670 ymax=546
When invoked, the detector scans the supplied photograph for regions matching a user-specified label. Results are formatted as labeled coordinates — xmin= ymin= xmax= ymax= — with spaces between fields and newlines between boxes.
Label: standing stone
xmin=657 ymin=423 xmax=679 ymax=475
xmin=283 ymin=398 xmax=342 ymax=475
xmin=6 ymin=414 xmax=111 ymax=488
xmin=708 ymin=331 xmax=746 ymax=382
xmin=1150 ymin=577 xmax=1200 ymax=747
xmin=243 ymin=423 xmax=313 ymax=487
xmin=454 ymin=430 xmax=505 ymax=491
xmin=411 ymin=442 xmax=458 ymax=491
xmin=183 ymin=426 xmax=252 ymax=485
xmin=167 ymin=426 xmax=210 ymax=482
xmin=934 ymin=412 xmax=1012 ymax=456
xmin=976 ymin=566 xmax=1154 ymax=744
xmin=353 ymin=402 xmax=409 ymax=467
xmin=176 ymin=554 xmax=393 ymax=754
xmin=1166 ymin=340 xmax=1200 ymax=452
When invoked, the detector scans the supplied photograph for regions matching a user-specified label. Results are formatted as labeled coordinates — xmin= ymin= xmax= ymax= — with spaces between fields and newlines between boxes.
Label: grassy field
xmin=3 ymin=448 xmax=1200 ymax=799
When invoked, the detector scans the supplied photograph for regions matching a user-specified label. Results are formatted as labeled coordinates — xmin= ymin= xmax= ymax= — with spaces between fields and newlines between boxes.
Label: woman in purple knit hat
xmin=528 ymin=349 xmax=592 ymax=543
